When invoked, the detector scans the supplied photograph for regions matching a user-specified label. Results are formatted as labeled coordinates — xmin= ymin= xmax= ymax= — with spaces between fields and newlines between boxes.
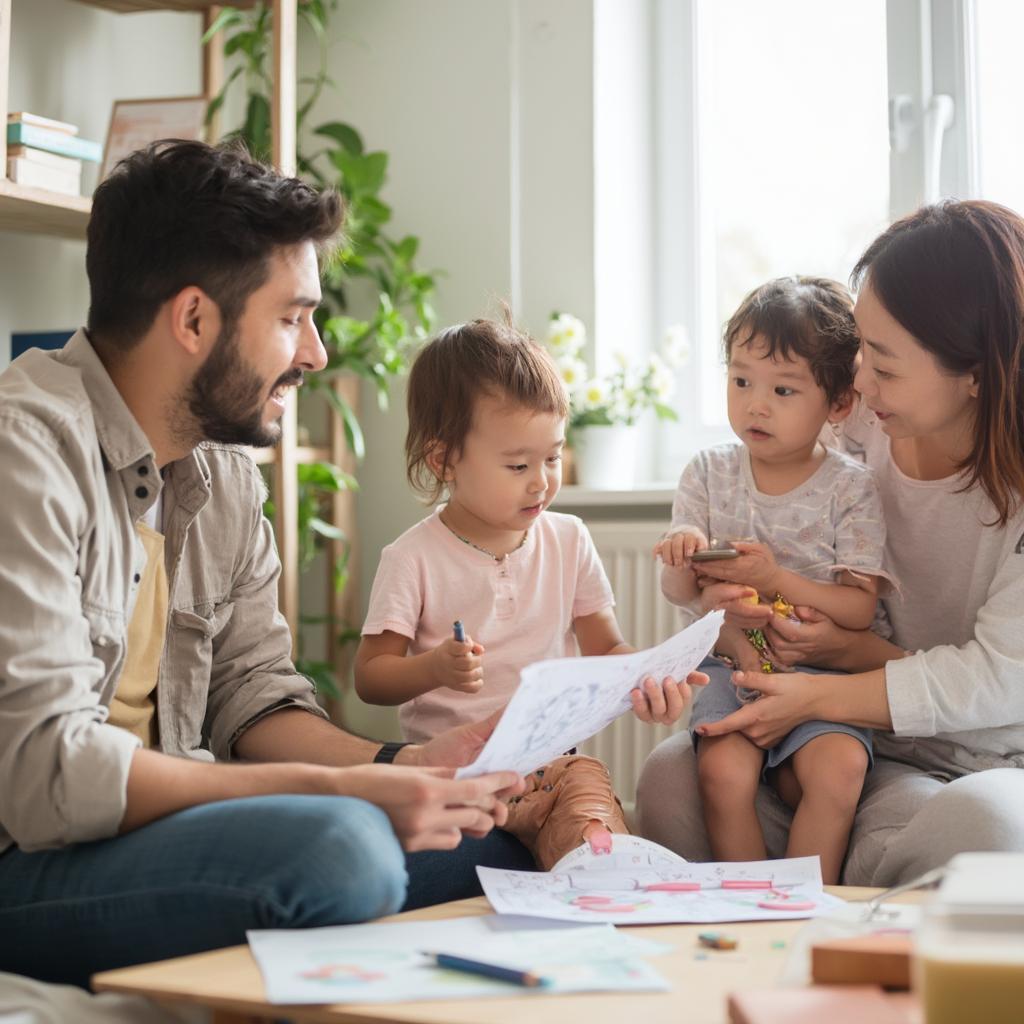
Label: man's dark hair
xmin=86 ymin=139 xmax=343 ymax=350
xmin=723 ymin=276 xmax=859 ymax=406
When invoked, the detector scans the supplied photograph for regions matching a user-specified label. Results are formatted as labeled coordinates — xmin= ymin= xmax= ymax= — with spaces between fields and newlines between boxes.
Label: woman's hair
xmin=405 ymin=316 xmax=570 ymax=503
xmin=852 ymin=200 xmax=1024 ymax=526
xmin=723 ymin=276 xmax=859 ymax=406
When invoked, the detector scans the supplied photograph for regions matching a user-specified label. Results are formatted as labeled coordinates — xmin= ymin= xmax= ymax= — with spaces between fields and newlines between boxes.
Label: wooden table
xmin=93 ymin=886 xmax=885 ymax=1024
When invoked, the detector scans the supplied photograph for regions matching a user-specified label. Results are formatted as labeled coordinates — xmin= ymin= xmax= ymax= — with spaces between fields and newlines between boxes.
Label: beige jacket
xmin=0 ymin=330 xmax=326 ymax=853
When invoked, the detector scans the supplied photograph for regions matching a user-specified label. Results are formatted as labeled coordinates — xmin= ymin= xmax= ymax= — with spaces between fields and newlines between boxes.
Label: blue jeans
xmin=0 ymin=795 xmax=533 ymax=989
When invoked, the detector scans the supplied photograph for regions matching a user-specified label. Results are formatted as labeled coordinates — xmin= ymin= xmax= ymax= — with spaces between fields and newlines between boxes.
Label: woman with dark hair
xmin=637 ymin=200 xmax=1024 ymax=885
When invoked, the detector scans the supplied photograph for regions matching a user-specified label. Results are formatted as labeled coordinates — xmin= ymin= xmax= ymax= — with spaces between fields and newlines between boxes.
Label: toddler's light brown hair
xmin=406 ymin=317 xmax=569 ymax=503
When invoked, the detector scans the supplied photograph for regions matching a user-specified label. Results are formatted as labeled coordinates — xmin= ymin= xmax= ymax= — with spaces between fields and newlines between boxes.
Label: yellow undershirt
xmin=108 ymin=520 xmax=168 ymax=748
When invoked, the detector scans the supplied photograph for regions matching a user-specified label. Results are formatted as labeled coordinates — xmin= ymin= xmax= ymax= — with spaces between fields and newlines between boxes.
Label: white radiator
xmin=577 ymin=520 xmax=688 ymax=807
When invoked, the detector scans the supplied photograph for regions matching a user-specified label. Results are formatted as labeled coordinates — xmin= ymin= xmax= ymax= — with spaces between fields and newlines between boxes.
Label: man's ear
xmin=424 ymin=441 xmax=454 ymax=482
xmin=829 ymin=388 xmax=856 ymax=426
xmin=167 ymin=286 xmax=219 ymax=357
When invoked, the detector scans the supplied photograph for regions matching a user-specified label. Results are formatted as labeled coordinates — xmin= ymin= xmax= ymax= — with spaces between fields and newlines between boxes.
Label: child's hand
xmin=630 ymin=671 xmax=708 ymax=726
xmin=653 ymin=529 xmax=708 ymax=568
xmin=431 ymin=635 xmax=485 ymax=694
xmin=698 ymin=540 xmax=780 ymax=594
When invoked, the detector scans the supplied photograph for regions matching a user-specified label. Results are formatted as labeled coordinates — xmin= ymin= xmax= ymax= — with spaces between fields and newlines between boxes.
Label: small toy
xmin=698 ymin=932 xmax=739 ymax=951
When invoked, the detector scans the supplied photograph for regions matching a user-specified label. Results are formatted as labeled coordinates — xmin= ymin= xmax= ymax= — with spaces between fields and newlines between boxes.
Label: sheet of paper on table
xmin=247 ymin=914 xmax=672 ymax=1005
xmin=456 ymin=610 xmax=723 ymax=779
xmin=478 ymin=847 xmax=848 ymax=925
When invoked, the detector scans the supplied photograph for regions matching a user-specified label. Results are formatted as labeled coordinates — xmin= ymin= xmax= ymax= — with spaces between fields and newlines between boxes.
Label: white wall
xmin=295 ymin=0 xmax=602 ymax=733
xmin=300 ymin=1 xmax=600 ymax=604
xmin=0 ymin=0 xmax=203 ymax=362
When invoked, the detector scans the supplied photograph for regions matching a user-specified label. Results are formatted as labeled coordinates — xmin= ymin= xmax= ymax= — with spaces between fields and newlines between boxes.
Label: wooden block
xmin=729 ymin=985 xmax=918 ymax=1024
xmin=811 ymin=933 xmax=913 ymax=989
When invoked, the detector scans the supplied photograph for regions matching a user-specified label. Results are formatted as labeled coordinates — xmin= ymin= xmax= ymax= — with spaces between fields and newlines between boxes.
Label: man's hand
xmin=404 ymin=706 xmax=504 ymax=772
xmin=430 ymin=634 xmax=485 ymax=694
xmin=340 ymin=764 xmax=522 ymax=851
xmin=630 ymin=671 xmax=709 ymax=725
xmin=653 ymin=528 xmax=708 ymax=567
xmin=696 ymin=540 xmax=780 ymax=594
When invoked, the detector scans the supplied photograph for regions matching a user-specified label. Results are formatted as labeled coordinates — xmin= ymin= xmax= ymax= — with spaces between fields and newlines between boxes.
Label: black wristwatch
xmin=373 ymin=741 xmax=411 ymax=764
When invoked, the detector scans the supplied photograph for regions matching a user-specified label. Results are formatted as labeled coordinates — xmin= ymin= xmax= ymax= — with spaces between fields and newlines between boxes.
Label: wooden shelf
xmin=0 ymin=178 xmax=90 ymax=239
xmin=71 ymin=1 xmax=256 ymax=12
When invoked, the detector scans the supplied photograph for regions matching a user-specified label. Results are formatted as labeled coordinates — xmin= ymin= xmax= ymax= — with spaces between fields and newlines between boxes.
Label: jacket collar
xmin=58 ymin=329 xmax=211 ymax=503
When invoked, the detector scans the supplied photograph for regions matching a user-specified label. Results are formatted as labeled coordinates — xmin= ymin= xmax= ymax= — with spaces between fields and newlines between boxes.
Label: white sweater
xmin=841 ymin=402 xmax=1024 ymax=768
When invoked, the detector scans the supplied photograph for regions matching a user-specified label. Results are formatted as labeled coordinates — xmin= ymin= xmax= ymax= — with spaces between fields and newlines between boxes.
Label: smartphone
xmin=690 ymin=547 xmax=740 ymax=562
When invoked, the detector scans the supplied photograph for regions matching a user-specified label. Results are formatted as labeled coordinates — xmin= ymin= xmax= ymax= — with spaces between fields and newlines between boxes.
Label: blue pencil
xmin=453 ymin=619 xmax=466 ymax=643
xmin=426 ymin=951 xmax=550 ymax=988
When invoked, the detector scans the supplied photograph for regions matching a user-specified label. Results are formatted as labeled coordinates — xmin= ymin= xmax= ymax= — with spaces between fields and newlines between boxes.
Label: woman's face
xmin=853 ymin=281 xmax=978 ymax=444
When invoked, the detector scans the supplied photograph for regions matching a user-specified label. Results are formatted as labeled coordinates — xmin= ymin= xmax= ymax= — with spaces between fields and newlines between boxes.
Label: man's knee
xmin=261 ymin=796 xmax=408 ymax=924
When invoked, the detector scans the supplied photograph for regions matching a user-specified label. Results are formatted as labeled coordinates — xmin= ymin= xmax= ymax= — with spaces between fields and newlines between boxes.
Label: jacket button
xmin=135 ymin=486 xmax=148 ymax=499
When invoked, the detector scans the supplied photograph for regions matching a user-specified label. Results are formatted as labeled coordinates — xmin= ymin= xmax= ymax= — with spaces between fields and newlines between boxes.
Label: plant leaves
xmin=315 ymin=121 xmax=364 ymax=155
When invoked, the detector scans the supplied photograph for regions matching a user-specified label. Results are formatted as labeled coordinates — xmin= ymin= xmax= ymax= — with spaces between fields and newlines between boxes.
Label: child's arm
xmin=703 ymin=541 xmax=879 ymax=631
xmin=573 ymin=607 xmax=631 ymax=657
xmin=773 ymin=568 xmax=880 ymax=631
xmin=354 ymin=630 xmax=485 ymax=706
xmin=654 ymin=528 xmax=708 ymax=608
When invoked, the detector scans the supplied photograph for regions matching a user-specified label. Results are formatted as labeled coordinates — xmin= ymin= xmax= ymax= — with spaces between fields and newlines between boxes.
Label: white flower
xmin=662 ymin=324 xmax=691 ymax=368
xmin=648 ymin=352 xmax=676 ymax=400
xmin=612 ymin=350 xmax=630 ymax=370
xmin=556 ymin=355 xmax=589 ymax=392
xmin=547 ymin=313 xmax=587 ymax=356
xmin=579 ymin=378 xmax=607 ymax=409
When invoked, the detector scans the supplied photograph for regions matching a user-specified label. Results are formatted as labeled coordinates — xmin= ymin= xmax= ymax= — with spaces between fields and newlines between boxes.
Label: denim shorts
xmin=689 ymin=656 xmax=873 ymax=775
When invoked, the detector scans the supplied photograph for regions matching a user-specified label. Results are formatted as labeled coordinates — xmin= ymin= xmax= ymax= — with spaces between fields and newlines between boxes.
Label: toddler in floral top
xmin=655 ymin=277 xmax=894 ymax=883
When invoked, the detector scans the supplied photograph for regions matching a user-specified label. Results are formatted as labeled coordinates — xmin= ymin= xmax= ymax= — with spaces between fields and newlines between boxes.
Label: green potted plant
xmin=543 ymin=313 xmax=686 ymax=489
xmin=205 ymin=0 xmax=439 ymax=697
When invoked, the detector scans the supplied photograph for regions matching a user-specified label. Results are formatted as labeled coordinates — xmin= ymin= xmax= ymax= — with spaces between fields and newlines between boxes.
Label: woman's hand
xmin=697 ymin=579 xmax=773 ymax=629
xmin=763 ymin=606 xmax=852 ymax=669
xmin=695 ymin=670 xmax=822 ymax=748
xmin=696 ymin=541 xmax=781 ymax=594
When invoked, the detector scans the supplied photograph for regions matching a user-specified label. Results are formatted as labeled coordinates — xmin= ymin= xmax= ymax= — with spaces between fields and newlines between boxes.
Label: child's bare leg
xmin=697 ymin=733 xmax=767 ymax=862
xmin=784 ymin=734 xmax=868 ymax=884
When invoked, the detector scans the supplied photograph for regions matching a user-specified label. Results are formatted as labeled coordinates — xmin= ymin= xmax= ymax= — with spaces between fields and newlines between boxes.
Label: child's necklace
xmin=440 ymin=518 xmax=528 ymax=562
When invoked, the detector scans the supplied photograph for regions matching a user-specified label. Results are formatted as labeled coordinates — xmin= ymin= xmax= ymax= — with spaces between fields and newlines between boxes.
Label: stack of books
xmin=5 ymin=112 xmax=103 ymax=197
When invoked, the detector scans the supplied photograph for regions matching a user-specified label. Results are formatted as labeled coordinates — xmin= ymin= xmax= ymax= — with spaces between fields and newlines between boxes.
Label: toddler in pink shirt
xmin=355 ymin=316 xmax=707 ymax=867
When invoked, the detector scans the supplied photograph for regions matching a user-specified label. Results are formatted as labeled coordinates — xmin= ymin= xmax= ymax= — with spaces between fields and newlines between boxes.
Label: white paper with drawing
xmin=456 ymin=610 xmax=723 ymax=779
xmin=478 ymin=853 xmax=848 ymax=925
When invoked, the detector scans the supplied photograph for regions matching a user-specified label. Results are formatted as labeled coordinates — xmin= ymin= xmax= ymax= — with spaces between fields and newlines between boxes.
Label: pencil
xmin=427 ymin=952 xmax=550 ymax=988
xmin=453 ymin=620 xmax=466 ymax=642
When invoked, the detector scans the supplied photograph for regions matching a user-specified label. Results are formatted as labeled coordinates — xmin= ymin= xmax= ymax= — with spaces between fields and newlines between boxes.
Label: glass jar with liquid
xmin=914 ymin=853 xmax=1024 ymax=1024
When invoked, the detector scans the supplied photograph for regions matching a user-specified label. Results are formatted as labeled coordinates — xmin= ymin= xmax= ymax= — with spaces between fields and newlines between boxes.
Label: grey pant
xmin=636 ymin=731 xmax=1024 ymax=886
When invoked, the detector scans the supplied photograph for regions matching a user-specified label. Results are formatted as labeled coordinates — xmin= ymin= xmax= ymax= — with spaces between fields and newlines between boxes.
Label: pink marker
xmin=721 ymin=879 xmax=773 ymax=890
xmin=644 ymin=881 xmax=701 ymax=892
xmin=757 ymin=898 xmax=817 ymax=912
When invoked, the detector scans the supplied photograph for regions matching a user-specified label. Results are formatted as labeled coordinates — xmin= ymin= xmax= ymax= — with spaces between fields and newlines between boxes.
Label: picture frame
xmin=101 ymin=96 xmax=207 ymax=180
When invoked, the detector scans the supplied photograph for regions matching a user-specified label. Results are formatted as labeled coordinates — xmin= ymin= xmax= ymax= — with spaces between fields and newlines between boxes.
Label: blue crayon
xmin=453 ymin=620 xmax=466 ymax=643
xmin=427 ymin=952 xmax=549 ymax=988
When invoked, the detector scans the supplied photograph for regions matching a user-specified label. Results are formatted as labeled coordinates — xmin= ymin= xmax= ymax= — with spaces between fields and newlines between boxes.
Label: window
xmin=653 ymin=0 xmax=891 ymax=480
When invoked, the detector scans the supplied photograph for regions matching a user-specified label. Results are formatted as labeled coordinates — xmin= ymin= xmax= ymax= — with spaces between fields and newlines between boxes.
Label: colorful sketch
xmin=478 ymin=855 xmax=847 ymax=925
xmin=457 ymin=612 xmax=723 ymax=779
xmin=247 ymin=915 xmax=671 ymax=1005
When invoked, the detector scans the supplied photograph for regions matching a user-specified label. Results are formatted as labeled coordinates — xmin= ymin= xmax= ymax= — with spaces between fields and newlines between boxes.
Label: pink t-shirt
xmin=362 ymin=507 xmax=615 ymax=743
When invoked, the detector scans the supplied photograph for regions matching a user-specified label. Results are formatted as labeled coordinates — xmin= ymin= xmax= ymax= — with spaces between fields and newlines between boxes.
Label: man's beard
xmin=185 ymin=322 xmax=302 ymax=448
